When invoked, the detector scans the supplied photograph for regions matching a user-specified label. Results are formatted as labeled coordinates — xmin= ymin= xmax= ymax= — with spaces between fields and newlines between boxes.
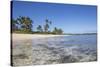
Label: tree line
xmin=11 ymin=16 xmax=63 ymax=34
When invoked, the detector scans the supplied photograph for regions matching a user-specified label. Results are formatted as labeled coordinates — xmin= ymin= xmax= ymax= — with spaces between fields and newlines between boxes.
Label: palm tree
xmin=11 ymin=19 xmax=18 ymax=32
xmin=58 ymin=28 xmax=63 ymax=34
xmin=44 ymin=19 xmax=52 ymax=33
xmin=53 ymin=27 xmax=63 ymax=34
xmin=37 ymin=25 xmax=43 ymax=32
xmin=52 ymin=27 xmax=58 ymax=34
xmin=17 ymin=16 xmax=33 ymax=32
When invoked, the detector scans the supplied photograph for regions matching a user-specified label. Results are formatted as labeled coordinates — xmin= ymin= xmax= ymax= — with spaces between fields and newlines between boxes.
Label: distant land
xmin=63 ymin=33 xmax=97 ymax=35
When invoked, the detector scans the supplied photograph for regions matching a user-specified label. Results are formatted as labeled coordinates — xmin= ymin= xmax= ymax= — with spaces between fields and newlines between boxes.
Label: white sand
xmin=12 ymin=33 xmax=69 ymax=40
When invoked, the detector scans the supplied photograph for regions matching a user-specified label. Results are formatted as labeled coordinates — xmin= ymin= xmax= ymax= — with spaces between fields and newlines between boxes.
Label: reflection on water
xmin=31 ymin=35 xmax=97 ymax=64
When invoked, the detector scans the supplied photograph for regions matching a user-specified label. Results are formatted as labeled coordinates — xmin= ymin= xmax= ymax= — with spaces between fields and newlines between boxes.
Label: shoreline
xmin=12 ymin=33 xmax=70 ymax=40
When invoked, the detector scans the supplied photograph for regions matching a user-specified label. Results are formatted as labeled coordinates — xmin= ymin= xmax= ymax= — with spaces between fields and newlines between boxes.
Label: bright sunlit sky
xmin=12 ymin=1 xmax=97 ymax=33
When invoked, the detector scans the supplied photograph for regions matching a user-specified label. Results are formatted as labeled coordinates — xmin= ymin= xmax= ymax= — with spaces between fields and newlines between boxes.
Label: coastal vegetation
xmin=11 ymin=16 xmax=63 ymax=34
xmin=11 ymin=16 xmax=96 ymax=35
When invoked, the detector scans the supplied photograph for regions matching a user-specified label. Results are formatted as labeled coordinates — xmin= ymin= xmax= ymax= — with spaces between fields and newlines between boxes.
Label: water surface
xmin=31 ymin=35 xmax=97 ymax=64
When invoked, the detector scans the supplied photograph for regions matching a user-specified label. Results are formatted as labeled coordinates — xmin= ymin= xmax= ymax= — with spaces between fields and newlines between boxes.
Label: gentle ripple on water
xmin=31 ymin=35 xmax=97 ymax=64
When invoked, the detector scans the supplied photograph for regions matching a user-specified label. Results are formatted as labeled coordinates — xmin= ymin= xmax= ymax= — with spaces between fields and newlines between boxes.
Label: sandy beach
xmin=12 ymin=33 xmax=69 ymax=40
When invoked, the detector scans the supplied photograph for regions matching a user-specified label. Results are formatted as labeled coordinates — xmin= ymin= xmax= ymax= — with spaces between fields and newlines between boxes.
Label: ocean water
xmin=12 ymin=34 xmax=97 ymax=65
xmin=32 ymin=35 xmax=97 ymax=64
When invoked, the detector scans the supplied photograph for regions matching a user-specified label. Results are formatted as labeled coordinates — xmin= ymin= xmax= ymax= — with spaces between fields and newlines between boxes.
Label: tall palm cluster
xmin=12 ymin=16 xmax=63 ymax=34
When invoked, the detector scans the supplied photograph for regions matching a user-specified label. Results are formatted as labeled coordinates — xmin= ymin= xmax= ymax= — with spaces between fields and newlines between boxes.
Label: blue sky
xmin=12 ymin=1 xmax=97 ymax=33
